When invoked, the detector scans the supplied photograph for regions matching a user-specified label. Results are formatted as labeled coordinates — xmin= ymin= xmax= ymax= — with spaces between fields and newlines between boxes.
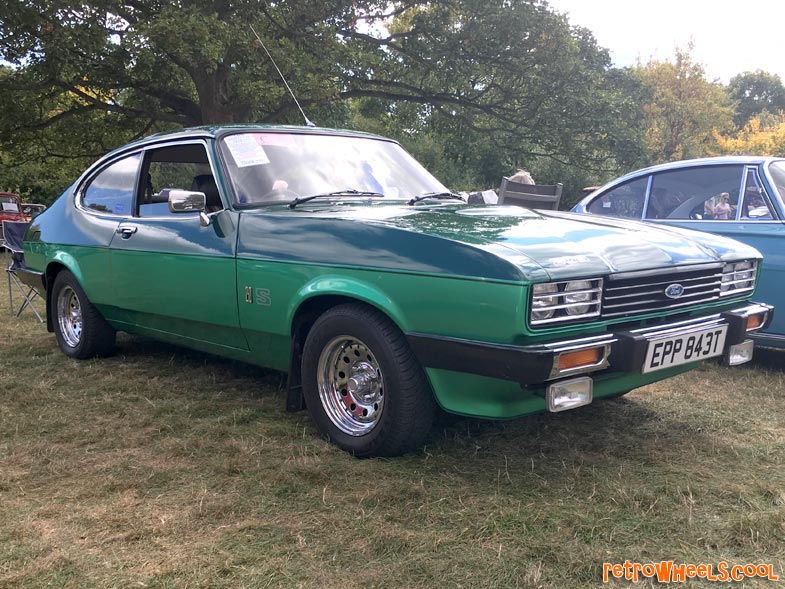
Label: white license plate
xmin=642 ymin=325 xmax=728 ymax=373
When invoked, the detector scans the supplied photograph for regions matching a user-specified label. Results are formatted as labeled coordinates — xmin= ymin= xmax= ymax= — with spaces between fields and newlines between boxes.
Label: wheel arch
xmin=285 ymin=283 xmax=411 ymax=413
xmin=43 ymin=259 xmax=80 ymax=332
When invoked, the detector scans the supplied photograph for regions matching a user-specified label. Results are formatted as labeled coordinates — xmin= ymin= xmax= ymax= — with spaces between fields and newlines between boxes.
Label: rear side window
xmin=645 ymin=165 xmax=744 ymax=220
xmin=82 ymin=154 xmax=140 ymax=215
xmin=587 ymin=177 xmax=647 ymax=218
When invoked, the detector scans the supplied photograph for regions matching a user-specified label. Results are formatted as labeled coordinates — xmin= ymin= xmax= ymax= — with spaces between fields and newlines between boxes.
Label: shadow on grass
xmin=430 ymin=395 xmax=696 ymax=453
xmin=112 ymin=332 xmax=287 ymax=396
xmin=108 ymin=332 xmax=715 ymax=483
xmin=748 ymin=344 xmax=785 ymax=371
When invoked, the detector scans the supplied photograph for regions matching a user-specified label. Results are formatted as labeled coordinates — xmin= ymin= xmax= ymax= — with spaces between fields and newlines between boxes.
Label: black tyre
xmin=301 ymin=303 xmax=436 ymax=457
xmin=52 ymin=270 xmax=116 ymax=359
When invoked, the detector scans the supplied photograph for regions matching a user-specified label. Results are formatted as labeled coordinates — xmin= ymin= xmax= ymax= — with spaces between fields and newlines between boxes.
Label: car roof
xmin=117 ymin=124 xmax=391 ymax=153
xmin=603 ymin=155 xmax=784 ymax=186
xmin=581 ymin=155 xmax=785 ymax=201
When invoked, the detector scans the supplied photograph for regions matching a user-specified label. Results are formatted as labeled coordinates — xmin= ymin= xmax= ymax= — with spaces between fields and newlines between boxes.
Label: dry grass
xmin=1 ymin=286 xmax=784 ymax=588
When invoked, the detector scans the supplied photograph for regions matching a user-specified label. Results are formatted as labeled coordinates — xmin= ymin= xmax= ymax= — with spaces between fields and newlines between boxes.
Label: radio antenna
xmin=250 ymin=24 xmax=316 ymax=128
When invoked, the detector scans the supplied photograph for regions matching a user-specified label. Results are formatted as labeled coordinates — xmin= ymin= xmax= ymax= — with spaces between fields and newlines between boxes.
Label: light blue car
xmin=573 ymin=156 xmax=785 ymax=348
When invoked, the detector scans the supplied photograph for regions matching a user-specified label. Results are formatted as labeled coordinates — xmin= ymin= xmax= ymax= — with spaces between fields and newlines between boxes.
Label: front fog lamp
xmin=725 ymin=339 xmax=754 ymax=366
xmin=721 ymin=260 xmax=757 ymax=295
xmin=547 ymin=377 xmax=593 ymax=412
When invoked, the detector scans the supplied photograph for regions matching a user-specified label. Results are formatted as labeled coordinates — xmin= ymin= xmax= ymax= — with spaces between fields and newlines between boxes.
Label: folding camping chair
xmin=4 ymin=220 xmax=44 ymax=322
xmin=498 ymin=178 xmax=563 ymax=210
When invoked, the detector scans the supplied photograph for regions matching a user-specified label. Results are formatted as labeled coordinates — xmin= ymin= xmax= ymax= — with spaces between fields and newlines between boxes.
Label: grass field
xmin=1 ymin=289 xmax=784 ymax=588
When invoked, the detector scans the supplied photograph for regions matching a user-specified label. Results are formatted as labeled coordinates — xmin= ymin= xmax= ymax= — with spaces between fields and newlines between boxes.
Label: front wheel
xmin=301 ymin=304 xmax=436 ymax=457
xmin=52 ymin=270 xmax=116 ymax=359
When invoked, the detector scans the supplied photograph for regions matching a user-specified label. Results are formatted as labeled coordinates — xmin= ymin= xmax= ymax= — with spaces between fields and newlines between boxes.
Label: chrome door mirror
xmin=164 ymin=189 xmax=210 ymax=226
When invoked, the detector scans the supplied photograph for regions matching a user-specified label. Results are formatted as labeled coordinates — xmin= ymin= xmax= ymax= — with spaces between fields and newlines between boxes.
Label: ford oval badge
xmin=665 ymin=283 xmax=685 ymax=299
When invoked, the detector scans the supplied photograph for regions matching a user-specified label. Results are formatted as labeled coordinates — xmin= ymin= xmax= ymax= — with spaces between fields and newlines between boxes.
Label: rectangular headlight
xmin=720 ymin=260 xmax=757 ymax=296
xmin=530 ymin=278 xmax=603 ymax=326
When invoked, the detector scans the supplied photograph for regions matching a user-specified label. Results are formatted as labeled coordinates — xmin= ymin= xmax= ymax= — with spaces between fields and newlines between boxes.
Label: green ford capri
xmin=18 ymin=125 xmax=773 ymax=456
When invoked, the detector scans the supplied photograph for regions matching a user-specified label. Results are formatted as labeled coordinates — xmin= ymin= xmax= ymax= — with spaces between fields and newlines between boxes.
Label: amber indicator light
xmin=558 ymin=347 xmax=603 ymax=371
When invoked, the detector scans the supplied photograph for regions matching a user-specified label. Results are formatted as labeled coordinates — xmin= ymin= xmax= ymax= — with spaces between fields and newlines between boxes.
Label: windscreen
xmin=767 ymin=161 xmax=785 ymax=203
xmin=1 ymin=195 xmax=20 ymax=212
xmin=218 ymin=132 xmax=447 ymax=205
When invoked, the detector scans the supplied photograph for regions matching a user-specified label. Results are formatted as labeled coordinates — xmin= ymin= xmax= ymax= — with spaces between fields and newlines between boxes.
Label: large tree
xmin=632 ymin=48 xmax=733 ymax=163
xmin=1 ymin=0 xmax=642 ymax=199
xmin=727 ymin=69 xmax=785 ymax=127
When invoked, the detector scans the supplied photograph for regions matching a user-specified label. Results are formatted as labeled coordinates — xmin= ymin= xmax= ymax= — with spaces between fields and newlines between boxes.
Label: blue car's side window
xmin=82 ymin=154 xmax=141 ymax=215
xmin=646 ymin=165 xmax=745 ymax=221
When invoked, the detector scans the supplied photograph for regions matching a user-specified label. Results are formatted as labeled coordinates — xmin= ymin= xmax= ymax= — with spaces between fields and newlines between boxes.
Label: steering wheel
xmin=261 ymin=188 xmax=300 ymax=201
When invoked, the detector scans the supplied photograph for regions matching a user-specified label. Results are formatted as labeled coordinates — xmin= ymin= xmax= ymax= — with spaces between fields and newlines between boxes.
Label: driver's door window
xmin=138 ymin=144 xmax=223 ymax=217
xmin=645 ymin=165 xmax=745 ymax=220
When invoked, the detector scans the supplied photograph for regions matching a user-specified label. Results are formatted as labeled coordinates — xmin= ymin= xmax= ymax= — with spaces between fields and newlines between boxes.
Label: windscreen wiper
xmin=407 ymin=191 xmax=466 ymax=206
xmin=289 ymin=189 xmax=384 ymax=209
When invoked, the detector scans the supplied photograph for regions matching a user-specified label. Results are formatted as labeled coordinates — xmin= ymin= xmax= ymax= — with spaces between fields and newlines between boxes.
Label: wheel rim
xmin=317 ymin=335 xmax=384 ymax=436
xmin=57 ymin=286 xmax=82 ymax=348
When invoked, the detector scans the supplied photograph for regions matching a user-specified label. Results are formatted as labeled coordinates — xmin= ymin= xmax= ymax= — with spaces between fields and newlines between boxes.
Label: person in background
xmin=509 ymin=169 xmax=535 ymax=184
xmin=705 ymin=192 xmax=732 ymax=219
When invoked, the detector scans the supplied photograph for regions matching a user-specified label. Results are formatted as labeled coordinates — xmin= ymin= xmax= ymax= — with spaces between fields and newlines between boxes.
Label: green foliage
xmin=727 ymin=69 xmax=785 ymax=128
xmin=632 ymin=48 xmax=734 ymax=164
xmin=1 ymin=0 xmax=645 ymax=201
xmin=4 ymin=3 xmax=781 ymax=205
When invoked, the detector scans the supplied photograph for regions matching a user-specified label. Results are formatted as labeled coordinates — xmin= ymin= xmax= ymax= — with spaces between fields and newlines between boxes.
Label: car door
xmin=107 ymin=140 xmax=248 ymax=351
xmin=68 ymin=153 xmax=141 ymax=309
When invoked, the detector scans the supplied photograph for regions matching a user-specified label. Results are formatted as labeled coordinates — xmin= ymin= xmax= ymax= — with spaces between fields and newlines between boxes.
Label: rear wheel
xmin=302 ymin=304 xmax=436 ymax=457
xmin=52 ymin=270 xmax=116 ymax=359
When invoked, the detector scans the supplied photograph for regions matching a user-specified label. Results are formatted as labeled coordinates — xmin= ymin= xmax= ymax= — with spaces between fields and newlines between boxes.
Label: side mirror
xmin=164 ymin=189 xmax=210 ymax=226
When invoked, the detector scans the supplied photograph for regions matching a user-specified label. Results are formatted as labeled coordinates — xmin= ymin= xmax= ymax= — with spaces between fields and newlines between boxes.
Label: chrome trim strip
xmin=515 ymin=333 xmax=616 ymax=381
xmin=74 ymin=138 xmax=227 ymax=219
xmin=624 ymin=313 xmax=726 ymax=338
xmin=606 ymin=263 xmax=723 ymax=282
xmin=548 ymin=344 xmax=612 ymax=380
xmin=601 ymin=295 xmax=748 ymax=318
xmin=729 ymin=302 xmax=773 ymax=332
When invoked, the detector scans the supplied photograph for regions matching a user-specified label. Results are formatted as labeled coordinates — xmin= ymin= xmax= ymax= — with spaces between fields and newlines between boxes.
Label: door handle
xmin=116 ymin=225 xmax=138 ymax=238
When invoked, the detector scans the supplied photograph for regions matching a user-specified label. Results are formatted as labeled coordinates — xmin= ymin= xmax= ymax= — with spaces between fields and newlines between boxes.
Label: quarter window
xmin=587 ymin=177 xmax=647 ymax=219
xmin=82 ymin=154 xmax=140 ymax=215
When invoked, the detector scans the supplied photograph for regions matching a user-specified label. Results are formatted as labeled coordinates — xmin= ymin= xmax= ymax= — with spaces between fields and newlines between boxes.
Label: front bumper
xmin=406 ymin=302 xmax=774 ymax=386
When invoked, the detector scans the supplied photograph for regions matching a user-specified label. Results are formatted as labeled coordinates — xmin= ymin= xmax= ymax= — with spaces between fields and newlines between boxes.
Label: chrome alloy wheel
xmin=317 ymin=335 xmax=385 ymax=436
xmin=57 ymin=286 xmax=83 ymax=348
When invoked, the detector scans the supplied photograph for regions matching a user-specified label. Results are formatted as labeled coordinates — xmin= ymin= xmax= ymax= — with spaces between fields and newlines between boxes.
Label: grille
xmin=602 ymin=263 xmax=728 ymax=319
